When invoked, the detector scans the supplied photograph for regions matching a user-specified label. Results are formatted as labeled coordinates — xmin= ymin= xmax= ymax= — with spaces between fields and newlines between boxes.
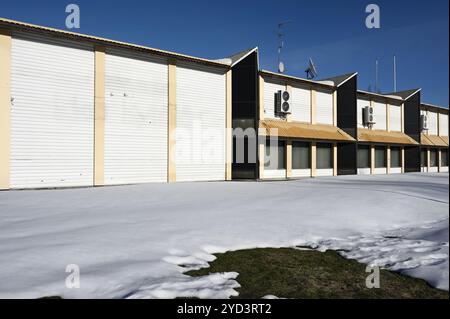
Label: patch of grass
xmin=185 ymin=248 xmax=449 ymax=299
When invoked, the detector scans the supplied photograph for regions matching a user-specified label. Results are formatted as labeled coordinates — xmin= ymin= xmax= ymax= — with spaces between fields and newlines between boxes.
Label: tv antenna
xmin=277 ymin=21 xmax=291 ymax=73
xmin=305 ymin=58 xmax=318 ymax=79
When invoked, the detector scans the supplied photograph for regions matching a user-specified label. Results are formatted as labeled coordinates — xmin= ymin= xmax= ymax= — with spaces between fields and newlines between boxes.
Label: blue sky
xmin=1 ymin=0 xmax=449 ymax=106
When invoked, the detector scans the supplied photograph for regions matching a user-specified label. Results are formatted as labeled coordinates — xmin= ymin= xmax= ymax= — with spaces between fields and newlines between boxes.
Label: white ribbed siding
xmin=390 ymin=168 xmax=402 ymax=174
xmin=292 ymin=169 xmax=311 ymax=178
xmin=428 ymin=111 xmax=438 ymax=135
xmin=104 ymin=49 xmax=168 ymax=185
xmin=373 ymin=102 xmax=387 ymax=130
xmin=291 ymin=84 xmax=311 ymax=123
xmin=374 ymin=168 xmax=387 ymax=174
xmin=429 ymin=167 xmax=438 ymax=173
xmin=316 ymin=89 xmax=333 ymax=125
xmin=441 ymin=167 xmax=449 ymax=173
xmin=358 ymin=168 xmax=371 ymax=175
xmin=389 ymin=104 xmax=401 ymax=132
xmin=264 ymin=169 xmax=286 ymax=179
xmin=439 ymin=113 xmax=448 ymax=136
xmin=176 ymin=62 xmax=226 ymax=182
xmin=357 ymin=98 xmax=371 ymax=128
xmin=10 ymin=33 xmax=94 ymax=189
xmin=316 ymin=169 xmax=333 ymax=177
xmin=263 ymin=79 xmax=284 ymax=119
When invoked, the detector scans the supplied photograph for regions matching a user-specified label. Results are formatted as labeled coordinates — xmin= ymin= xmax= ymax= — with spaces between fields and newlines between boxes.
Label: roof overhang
xmin=357 ymin=90 xmax=404 ymax=103
xmin=260 ymin=120 xmax=355 ymax=142
xmin=421 ymin=134 xmax=449 ymax=147
xmin=421 ymin=103 xmax=449 ymax=114
xmin=358 ymin=129 xmax=418 ymax=145
xmin=259 ymin=70 xmax=335 ymax=89
xmin=0 ymin=17 xmax=230 ymax=68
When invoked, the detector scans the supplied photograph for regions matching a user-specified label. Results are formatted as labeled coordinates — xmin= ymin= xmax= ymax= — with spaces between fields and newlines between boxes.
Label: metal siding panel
xmin=439 ymin=114 xmax=448 ymax=137
xmin=176 ymin=62 xmax=226 ymax=182
xmin=373 ymin=102 xmax=386 ymax=130
xmin=10 ymin=33 xmax=94 ymax=188
xmin=374 ymin=167 xmax=387 ymax=174
xmin=264 ymin=169 xmax=286 ymax=179
xmin=291 ymin=169 xmax=311 ymax=178
xmin=291 ymin=84 xmax=310 ymax=122
xmin=428 ymin=111 xmax=438 ymax=135
xmin=389 ymin=104 xmax=401 ymax=132
xmin=104 ymin=49 xmax=168 ymax=185
xmin=263 ymin=80 xmax=284 ymax=119
xmin=316 ymin=168 xmax=333 ymax=176
xmin=316 ymin=89 xmax=333 ymax=125
xmin=358 ymin=168 xmax=371 ymax=175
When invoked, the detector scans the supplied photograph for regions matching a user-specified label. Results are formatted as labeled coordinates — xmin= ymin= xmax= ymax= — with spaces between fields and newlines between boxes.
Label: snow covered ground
xmin=0 ymin=173 xmax=448 ymax=298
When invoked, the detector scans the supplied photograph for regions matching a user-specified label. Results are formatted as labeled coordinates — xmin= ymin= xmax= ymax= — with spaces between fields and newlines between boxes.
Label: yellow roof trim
xmin=260 ymin=120 xmax=355 ymax=142
xmin=0 ymin=17 xmax=230 ymax=68
xmin=424 ymin=135 xmax=449 ymax=147
xmin=358 ymin=128 xmax=418 ymax=145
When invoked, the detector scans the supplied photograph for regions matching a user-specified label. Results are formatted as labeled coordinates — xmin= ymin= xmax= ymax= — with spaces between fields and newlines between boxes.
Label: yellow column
xmin=427 ymin=149 xmax=431 ymax=171
xmin=225 ymin=70 xmax=232 ymax=181
xmin=333 ymin=91 xmax=338 ymax=126
xmin=401 ymin=103 xmax=405 ymax=133
xmin=438 ymin=149 xmax=442 ymax=173
xmin=311 ymin=142 xmax=317 ymax=177
xmin=286 ymin=140 xmax=292 ymax=178
xmin=258 ymin=141 xmax=265 ymax=179
xmin=386 ymin=146 xmax=391 ymax=174
xmin=333 ymin=143 xmax=338 ymax=176
xmin=386 ymin=102 xmax=390 ymax=131
xmin=259 ymin=75 xmax=265 ymax=121
xmin=0 ymin=30 xmax=11 ymax=190
xmin=94 ymin=47 xmax=105 ymax=186
xmin=311 ymin=88 xmax=316 ymax=124
xmin=370 ymin=145 xmax=375 ymax=174
xmin=401 ymin=147 xmax=405 ymax=173
xmin=168 ymin=60 xmax=177 ymax=183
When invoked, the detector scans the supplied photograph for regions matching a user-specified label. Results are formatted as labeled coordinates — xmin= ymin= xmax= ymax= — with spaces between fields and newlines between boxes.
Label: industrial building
xmin=0 ymin=18 xmax=448 ymax=190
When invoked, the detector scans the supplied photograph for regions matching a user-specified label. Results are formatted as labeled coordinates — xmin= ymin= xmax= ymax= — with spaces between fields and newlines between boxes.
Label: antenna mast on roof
xmin=393 ymin=54 xmax=397 ymax=92
xmin=277 ymin=21 xmax=291 ymax=73
xmin=375 ymin=59 xmax=379 ymax=93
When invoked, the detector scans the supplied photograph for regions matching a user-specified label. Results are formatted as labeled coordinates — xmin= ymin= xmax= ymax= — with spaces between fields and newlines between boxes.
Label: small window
xmin=317 ymin=143 xmax=333 ymax=169
xmin=358 ymin=145 xmax=371 ymax=168
xmin=421 ymin=149 xmax=427 ymax=167
xmin=441 ymin=149 xmax=449 ymax=167
xmin=430 ymin=149 xmax=438 ymax=167
xmin=375 ymin=146 xmax=386 ymax=168
xmin=265 ymin=140 xmax=286 ymax=170
xmin=390 ymin=147 xmax=401 ymax=168
xmin=292 ymin=142 xmax=310 ymax=169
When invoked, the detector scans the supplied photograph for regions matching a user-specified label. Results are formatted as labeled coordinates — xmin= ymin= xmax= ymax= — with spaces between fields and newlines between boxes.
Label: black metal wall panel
xmin=338 ymin=142 xmax=357 ymax=175
xmin=404 ymin=92 xmax=421 ymax=143
xmin=405 ymin=146 xmax=421 ymax=172
xmin=337 ymin=76 xmax=357 ymax=139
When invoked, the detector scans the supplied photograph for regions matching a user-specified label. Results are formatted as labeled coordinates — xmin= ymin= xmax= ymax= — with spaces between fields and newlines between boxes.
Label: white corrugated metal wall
xmin=316 ymin=89 xmax=333 ymax=125
xmin=104 ymin=49 xmax=168 ymax=185
xmin=10 ymin=32 xmax=94 ymax=188
xmin=373 ymin=101 xmax=386 ymax=130
xmin=439 ymin=113 xmax=448 ymax=136
xmin=389 ymin=104 xmax=401 ymax=132
xmin=176 ymin=62 xmax=226 ymax=182
xmin=428 ymin=111 xmax=438 ymax=135
xmin=291 ymin=84 xmax=311 ymax=123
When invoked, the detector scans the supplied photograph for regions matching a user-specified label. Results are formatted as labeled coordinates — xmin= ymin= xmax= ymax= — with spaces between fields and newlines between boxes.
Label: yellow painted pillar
xmin=370 ymin=145 xmax=375 ymax=174
xmin=386 ymin=146 xmax=391 ymax=174
xmin=401 ymin=103 xmax=405 ymax=133
xmin=94 ymin=47 xmax=105 ymax=187
xmin=0 ymin=30 xmax=11 ymax=190
xmin=311 ymin=88 xmax=316 ymax=124
xmin=225 ymin=70 xmax=232 ymax=181
xmin=259 ymin=75 xmax=265 ymax=121
xmin=386 ymin=102 xmax=390 ymax=131
xmin=438 ymin=149 xmax=442 ymax=173
xmin=286 ymin=140 xmax=292 ymax=178
xmin=333 ymin=91 xmax=338 ymax=126
xmin=333 ymin=143 xmax=338 ymax=176
xmin=168 ymin=60 xmax=177 ymax=183
xmin=401 ymin=147 xmax=405 ymax=173
xmin=311 ymin=142 xmax=317 ymax=177
xmin=427 ymin=149 xmax=431 ymax=171
xmin=258 ymin=141 xmax=265 ymax=180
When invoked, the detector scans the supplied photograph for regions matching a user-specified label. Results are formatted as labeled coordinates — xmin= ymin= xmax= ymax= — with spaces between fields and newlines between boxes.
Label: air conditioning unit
xmin=363 ymin=106 xmax=376 ymax=126
xmin=420 ymin=114 xmax=429 ymax=131
xmin=275 ymin=90 xmax=291 ymax=114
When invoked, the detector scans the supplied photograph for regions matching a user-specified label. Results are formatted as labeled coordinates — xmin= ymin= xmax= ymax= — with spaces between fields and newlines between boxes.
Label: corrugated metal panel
xmin=441 ymin=167 xmax=449 ymax=173
xmin=316 ymin=169 xmax=333 ymax=177
xmin=176 ymin=62 xmax=226 ymax=182
xmin=104 ymin=49 xmax=168 ymax=185
xmin=316 ymin=89 xmax=333 ymax=125
xmin=10 ymin=32 xmax=94 ymax=188
xmin=429 ymin=167 xmax=438 ymax=173
xmin=263 ymin=79 xmax=284 ymax=119
xmin=291 ymin=84 xmax=311 ymax=123
xmin=357 ymin=98 xmax=370 ymax=128
xmin=374 ymin=168 xmax=387 ymax=174
xmin=390 ymin=168 xmax=402 ymax=174
xmin=428 ymin=111 xmax=438 ymax=135
xmin=264 ymin=169 xmax=286 ymax=179
xmin=358 ymin=168 xmax=371 ymax=175
xmin=389 ymin=104 xmax=401 ymax=132
xmin=439 ymin=113 xmax=448 ymax=137
xmin=373 ymin=102 xmax=386 ymax=130
xmin=292 ymin=169 xmax=311 ymax=178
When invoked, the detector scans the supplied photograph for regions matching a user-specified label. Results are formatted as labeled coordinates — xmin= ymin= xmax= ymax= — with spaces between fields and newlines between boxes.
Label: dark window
xmin=357 ymin=145 xmax=371 ymax=168
xmin=317 ymin=143 xmax=333 ymax=169
xmin=421 ymin=149 xmax=427 ymax=167
xmin=390 ymin=147 xmax=401 ymax=168
xmin=375 ymin=146 xmax=386 ymax=168
xmin=442 ymin=149 xmax=449 ymax=167
xmin=430 ymin=149 xmax=438 ymax=167
xmin=265 ymin=140 xmax=286 ymax=170
xmin=292 ymin=142 xmax=311 ymax=169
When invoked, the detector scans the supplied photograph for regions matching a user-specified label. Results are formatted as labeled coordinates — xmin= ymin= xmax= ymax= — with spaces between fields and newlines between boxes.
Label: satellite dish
xmin=278 ymin=61 xmax=285 ymax=73
xmin=305 ymin=58 xmax=318 ymax=79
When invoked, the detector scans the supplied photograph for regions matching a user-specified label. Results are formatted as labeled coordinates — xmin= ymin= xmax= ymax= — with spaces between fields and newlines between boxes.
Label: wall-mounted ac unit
xmin=275 ymin=90 xmax=291 ymax=114
xmin=420 ymin=114 xmax=429 ymax=131
xmin=363 ymin=106 xmax=375 ymax=126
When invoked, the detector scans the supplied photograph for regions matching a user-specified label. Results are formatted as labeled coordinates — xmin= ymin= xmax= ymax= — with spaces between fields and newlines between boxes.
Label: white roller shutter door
xmin=389 ymin=104 xmax=401 ymax=132
xmin=428 ymin=111 xmax=438 ymax=135
xmin=316 ymin=89 xmax=333 ymax=125
xmin=10 ymin=33 xmax=94 ymax=188
xmin=104 ymin=49 xmax=168 ymax=185
xmin=291 ymin=84 xmax=311 ymax=123
xmin=439 ymin=113 xmax=448 ymax=136
xmin=373 ymin=102 xmax=386 ymax=130
xmin=176 ymin=62 xmax=226 ymax=182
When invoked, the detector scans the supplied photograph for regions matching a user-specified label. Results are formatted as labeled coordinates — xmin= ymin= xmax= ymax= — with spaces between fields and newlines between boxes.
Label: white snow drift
xmin=0 ymin=173 xmax=448 ymax=298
